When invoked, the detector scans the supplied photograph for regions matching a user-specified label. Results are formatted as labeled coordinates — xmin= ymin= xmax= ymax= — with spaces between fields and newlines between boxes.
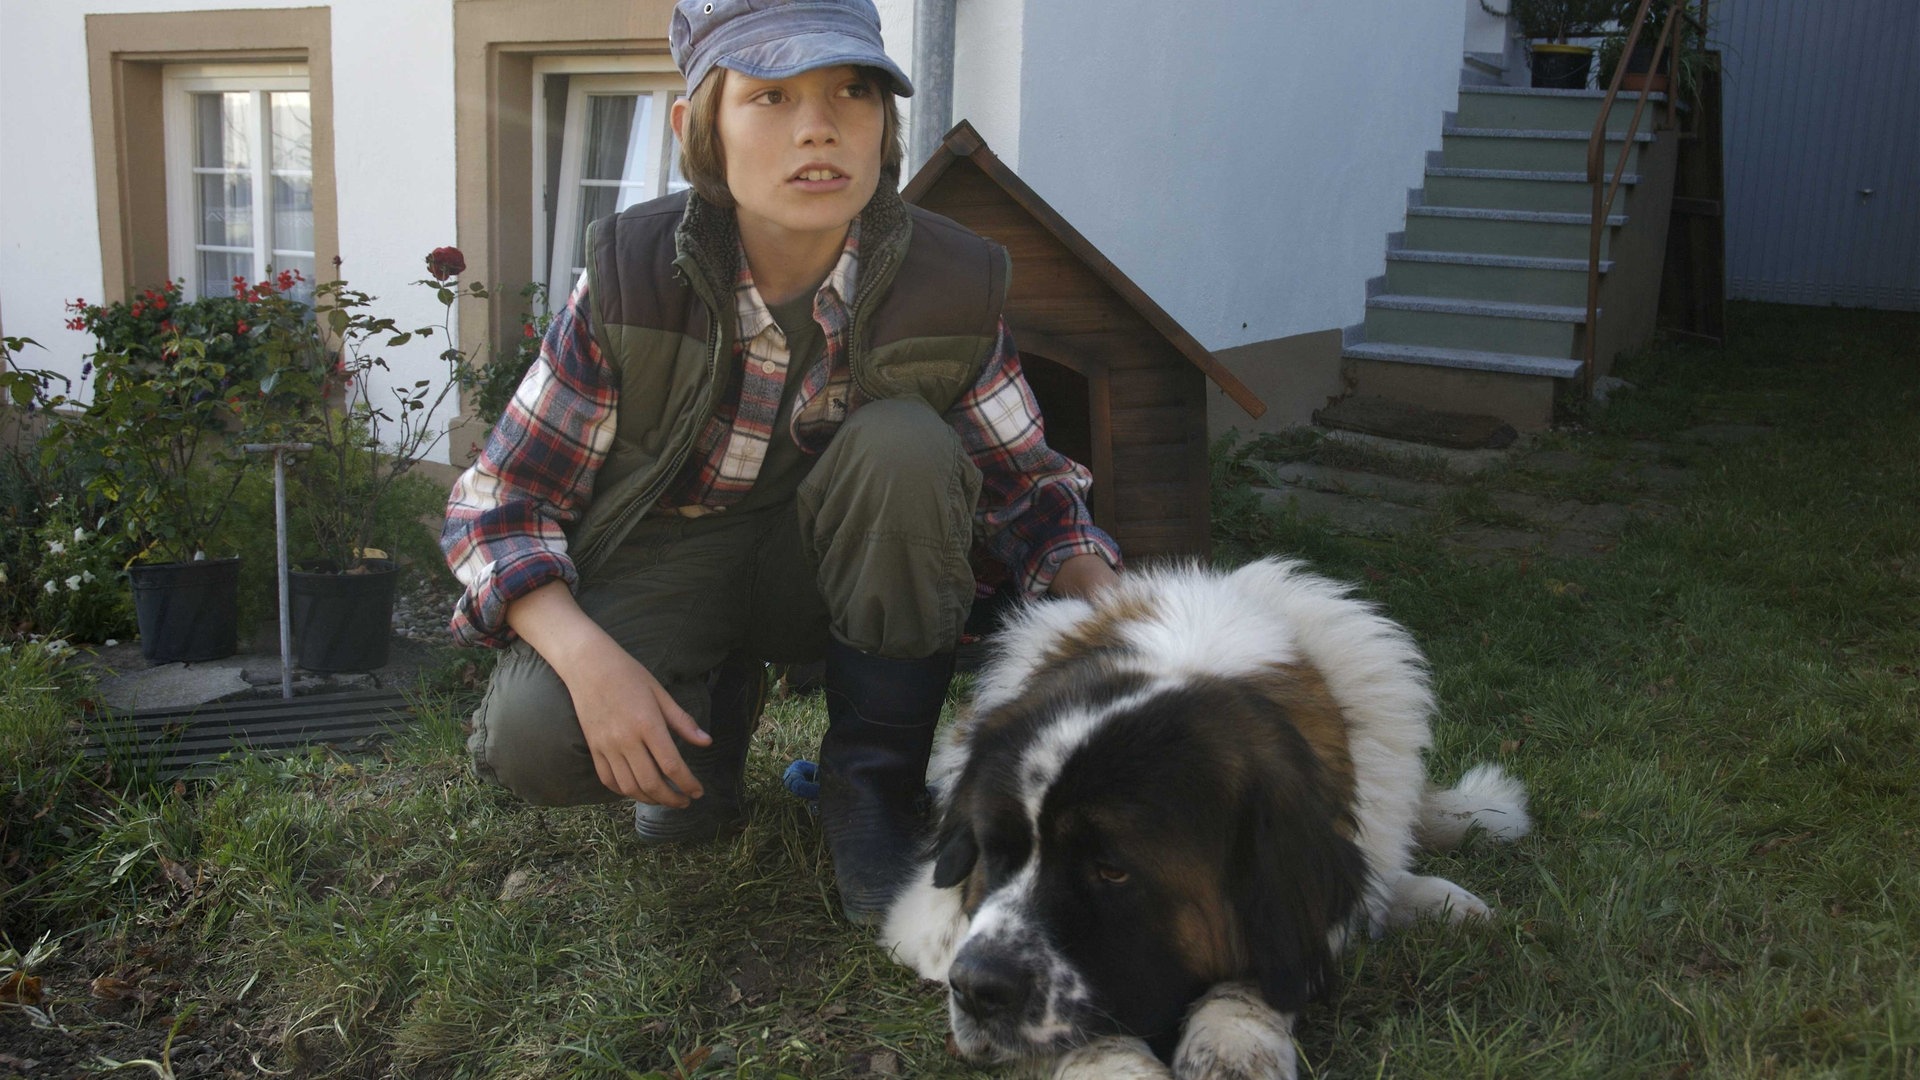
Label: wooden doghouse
xmin=904 ymin=122 xmax=1264 ymax=563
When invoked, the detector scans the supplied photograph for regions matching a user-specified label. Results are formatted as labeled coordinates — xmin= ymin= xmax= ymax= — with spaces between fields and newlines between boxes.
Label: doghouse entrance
xmin=1017 ymin=338 xmax=1113 ymax=535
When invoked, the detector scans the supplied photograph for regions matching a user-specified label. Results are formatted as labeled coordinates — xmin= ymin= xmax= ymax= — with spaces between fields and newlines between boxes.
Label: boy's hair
xmin=678 ymin=65 xmax=904 ymax=209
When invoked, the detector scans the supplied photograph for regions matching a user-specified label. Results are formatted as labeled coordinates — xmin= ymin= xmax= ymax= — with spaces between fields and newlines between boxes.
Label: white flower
xmin=74 ymin=526 xmax=89 ymax=542
xmin=104 ymin=639 xmax=119 ymax=647
xmin=81 ymin=570 xmax=96 ymax=584
xmin=0 ymin=566 xmax=7 ymax=584
xmin=66 ymin=574 xmax=83 ymax=591
xmin=43 ymin=580 xmax=56 ymax=594
xmin=46 ymin=540 xmax=65 ymax=556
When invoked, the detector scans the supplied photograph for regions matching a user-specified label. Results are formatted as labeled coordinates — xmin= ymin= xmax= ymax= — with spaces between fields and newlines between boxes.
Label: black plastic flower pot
xmin=129 ymin=557 xmax=242 ymax=665
xmin=1531 ymin=44 xmax=1594 ymax=89
xmin=289 ymin=559 xmax=400 ymax=673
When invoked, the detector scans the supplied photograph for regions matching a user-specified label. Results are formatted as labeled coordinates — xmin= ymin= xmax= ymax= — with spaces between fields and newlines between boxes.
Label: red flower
xmin=154 ymin=298 xmax=168 ymax=312
xmin=426 ymin=246 xmax=466 ymax=280
xmin=236 ymin=320 xmax=250 ymax=335
xmin=522 ymin=322 xmax=536 ymax=339
xmin=131 ymin=302 xmax=145 ymax=317
xmin=160 ymin=320 xmax=175 ymax=333
xmin=276 ymin=270 xmax=296 ymax=292
xmin=65 ymin=317 xmax=86 ymax=331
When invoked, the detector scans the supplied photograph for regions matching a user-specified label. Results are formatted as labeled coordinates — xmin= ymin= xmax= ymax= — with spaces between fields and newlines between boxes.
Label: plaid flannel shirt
xmin=442 ymin=223 xmax=1120 ymax=648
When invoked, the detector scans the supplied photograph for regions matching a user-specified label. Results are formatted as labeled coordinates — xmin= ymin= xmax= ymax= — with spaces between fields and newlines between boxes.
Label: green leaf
xmin=388 ymin=333 xmax=413 ymax=348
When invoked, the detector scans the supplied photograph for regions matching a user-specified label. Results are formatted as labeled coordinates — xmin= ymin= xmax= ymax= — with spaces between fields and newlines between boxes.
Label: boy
xmin=441 ymin=0 xmax=1119 ymax=923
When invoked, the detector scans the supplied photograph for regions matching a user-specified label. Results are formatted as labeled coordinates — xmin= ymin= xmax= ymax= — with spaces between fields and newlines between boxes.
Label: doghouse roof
xmin=904 ymin=121 xmax=1266 ymax=420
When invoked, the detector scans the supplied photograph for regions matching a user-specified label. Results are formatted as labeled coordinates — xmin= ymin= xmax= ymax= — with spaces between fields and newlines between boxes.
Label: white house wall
xmin=0 ymin=0 xmax=460 ymax=461
xmin=1008 ymin=0 xmax=1463 ymax=357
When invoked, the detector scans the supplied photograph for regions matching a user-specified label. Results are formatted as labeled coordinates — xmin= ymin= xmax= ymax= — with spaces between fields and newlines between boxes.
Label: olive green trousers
xmin=467 ymin=399 xmax=981 ymax=806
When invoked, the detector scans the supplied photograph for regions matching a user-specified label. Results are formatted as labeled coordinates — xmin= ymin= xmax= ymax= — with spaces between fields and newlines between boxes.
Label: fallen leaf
xmin=669 ymin=1045 xmax=712 ymax=1079
xmin=0 ymin=971 xmax=41 ymax=1006
xmin=869 ymin=1050 xmax=900 ymax=1076
xmin=159 ymin=857 xmax=195 ymax=893
xmin=1500 ymin=739 xmax=1525 ymax=754
xmin=90 ymin=974 xmax=138 ymax=1000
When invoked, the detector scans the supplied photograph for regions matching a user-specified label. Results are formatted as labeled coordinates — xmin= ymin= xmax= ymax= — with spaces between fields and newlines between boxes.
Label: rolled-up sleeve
xmin=947 ymin=319 xmax=1121 ymax=596
xmin=440 ymin=275 xmax=617 ymax=647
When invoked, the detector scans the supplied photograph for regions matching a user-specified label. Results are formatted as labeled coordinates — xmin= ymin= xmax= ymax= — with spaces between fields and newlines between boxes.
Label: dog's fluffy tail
xmin=1417 ymin=763 xmax=1531 ymax=849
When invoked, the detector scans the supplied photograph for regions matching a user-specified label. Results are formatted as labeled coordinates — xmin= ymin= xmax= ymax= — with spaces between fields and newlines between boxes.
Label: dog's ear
xmin=1230 ymin=767 xmax=1367 ymax=1014
xmin=931 ymin=822 xmax=979 ymax=889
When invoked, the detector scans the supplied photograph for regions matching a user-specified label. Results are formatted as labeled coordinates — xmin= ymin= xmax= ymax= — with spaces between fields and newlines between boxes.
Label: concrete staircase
xmin=1337 ymin=85 xmax=1680 ymax=434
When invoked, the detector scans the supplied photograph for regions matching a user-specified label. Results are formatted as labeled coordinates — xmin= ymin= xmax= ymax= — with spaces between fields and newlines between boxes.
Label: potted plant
xmin=1597 ymin=1 xmax=1705 ymax=101
xmin=42 ymin=283 xmax=269 ymax=663
xmin=243 ymin=249 xmax=499 ymax=672
xmin=1505 ymin=0 xmax=1618 ymax=88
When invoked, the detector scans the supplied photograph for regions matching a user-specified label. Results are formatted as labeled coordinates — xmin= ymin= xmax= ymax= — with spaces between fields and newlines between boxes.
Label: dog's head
xmin=929 ymin=663 xmax=1368 ymax=1062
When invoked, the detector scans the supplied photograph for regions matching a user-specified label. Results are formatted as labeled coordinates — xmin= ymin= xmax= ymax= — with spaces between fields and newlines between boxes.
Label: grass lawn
xmin=3 ymin=302 xmax=1915 ymax=1078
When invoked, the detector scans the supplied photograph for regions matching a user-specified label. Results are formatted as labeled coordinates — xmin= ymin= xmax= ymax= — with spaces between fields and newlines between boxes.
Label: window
xmin=532 ymin=59 xmax=687 ymax=300
xmin=163 ymin=64 xmax=315 ymax=302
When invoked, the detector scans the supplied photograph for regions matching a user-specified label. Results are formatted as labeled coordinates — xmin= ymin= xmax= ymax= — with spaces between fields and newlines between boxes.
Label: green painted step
xmin=1404 ymin=206 xmax=1620 ymax=260
xmin=1443 ymin=126 xmax=1651 ymax=173
xmin=1384 ymin=250 xmax=1609 ymax=307
xmin=1363 ymin=295 xmax=1584 ymax=357
xmin=1454 ymin=85 xmax=1671 ymax=134
xmin=1422 ymin=168 xmax=1640 ymax=215
xmin=1341 ymin=341 xmax=1584 ymax=380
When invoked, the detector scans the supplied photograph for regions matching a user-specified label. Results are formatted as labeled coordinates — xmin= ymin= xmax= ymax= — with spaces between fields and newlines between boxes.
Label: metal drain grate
xmin=86 ymin=690 xmax=417 ymax=779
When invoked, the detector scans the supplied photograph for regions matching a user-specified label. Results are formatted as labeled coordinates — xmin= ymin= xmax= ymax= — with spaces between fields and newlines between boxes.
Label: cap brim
xmin=715 ymin=30 xmax=914 ymax=97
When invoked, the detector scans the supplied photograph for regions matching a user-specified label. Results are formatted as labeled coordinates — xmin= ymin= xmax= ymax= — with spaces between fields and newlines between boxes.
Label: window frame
xmin=529 ymin=55 xmax=683 ymax=301
xmin=161 ymin=62 xmax=314 ymax=300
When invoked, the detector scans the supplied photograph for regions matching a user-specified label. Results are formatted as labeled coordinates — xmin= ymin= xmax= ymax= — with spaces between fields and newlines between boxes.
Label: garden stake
xmin=243 ymin=443 xmax=313 ymax=699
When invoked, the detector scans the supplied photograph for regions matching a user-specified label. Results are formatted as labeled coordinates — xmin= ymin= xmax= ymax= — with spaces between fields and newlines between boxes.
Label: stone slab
xmin=1256 ymin=486 xmax=1429 ymax=536
xmin=1314 ymin=395 xmax=1519 ymax=450
xmin=1255 ymin=461 xmax=1451 ymax=507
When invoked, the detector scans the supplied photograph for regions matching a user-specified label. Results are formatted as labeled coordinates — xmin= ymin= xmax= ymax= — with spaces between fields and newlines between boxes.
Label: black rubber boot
xmin=818 ymin=640 xmax=954 ymax=923
xmin=633 ymin=651 xmax=767 ymax=844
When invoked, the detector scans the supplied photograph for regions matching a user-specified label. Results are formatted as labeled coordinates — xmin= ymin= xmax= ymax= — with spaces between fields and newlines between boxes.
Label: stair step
xmin=1312 ymin=396 xmax=1519 ymax=451
xmin=1427 ymin=166 xmax=1641 ymax=185
xmin=1368 ymin=294 xmax=1591 ymax=323
xmin=1408 ymin=205 xmax=1627 ymax=228
xmin=1343 ymin=341 xmax=1584 ymax=380
xmin=1455 ymin=85 xmax=1673 ymax=133
xmin=1458 ymin=85 xmax=1671 ymax=103
xmin=1445 ymin=125 xmax=1656 ymax=143
xmin=1443 ymin=127 xmax=1652 ymax=172
xmin=1384 ymin=249 xmax=1610 ymax=307
xmin=1387 ymin=249 xmax=1614 ymax=274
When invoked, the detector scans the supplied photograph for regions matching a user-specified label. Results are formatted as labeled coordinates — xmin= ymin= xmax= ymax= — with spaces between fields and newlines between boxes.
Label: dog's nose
xmin=949 ymin=948 xmax=1033 ymax=1024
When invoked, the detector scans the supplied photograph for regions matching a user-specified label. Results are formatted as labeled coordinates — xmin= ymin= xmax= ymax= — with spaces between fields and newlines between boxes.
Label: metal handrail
xmin=1582 ymin=0 xmax=1704 ymax=399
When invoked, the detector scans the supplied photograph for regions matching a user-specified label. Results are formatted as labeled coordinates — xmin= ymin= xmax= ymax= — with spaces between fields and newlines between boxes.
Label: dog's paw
xmin=1172 ymin=984 xmax=1297 ymax=1080
xmin=1051 ymin=1035 xmax=1172 ymax=1079
xmin=877 ymin=861 xmax=967 ymax=982
xmin=1378 ymin=873 xmax=1493 ymax=934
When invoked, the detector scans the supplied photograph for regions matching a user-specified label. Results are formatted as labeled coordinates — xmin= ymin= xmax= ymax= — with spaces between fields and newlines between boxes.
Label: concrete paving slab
xmin=1319 ymin=429 xmax=1519 ymax=476
xmin=1254 ymin=461 xmax=1451 ymax=507
xmin=1257 ymin=486 xmax=1429 ymax=536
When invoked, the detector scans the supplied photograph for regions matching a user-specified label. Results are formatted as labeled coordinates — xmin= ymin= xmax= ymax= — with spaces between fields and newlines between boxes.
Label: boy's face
xmin=699 ymin=65 xmax=885 ymax=248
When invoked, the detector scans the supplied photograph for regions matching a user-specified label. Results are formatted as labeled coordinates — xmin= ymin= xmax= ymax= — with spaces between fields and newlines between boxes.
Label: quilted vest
xmin=565 ymin=183 xmax=1011 ymax=581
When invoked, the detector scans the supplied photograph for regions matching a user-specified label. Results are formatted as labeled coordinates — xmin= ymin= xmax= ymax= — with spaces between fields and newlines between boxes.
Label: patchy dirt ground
xmin=2 ymin=946 xmax=279 ymax=1078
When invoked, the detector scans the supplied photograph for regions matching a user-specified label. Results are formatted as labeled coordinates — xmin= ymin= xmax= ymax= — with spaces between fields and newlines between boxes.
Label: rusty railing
xmin=1583 ymin=0 xmax=1705 ymax=398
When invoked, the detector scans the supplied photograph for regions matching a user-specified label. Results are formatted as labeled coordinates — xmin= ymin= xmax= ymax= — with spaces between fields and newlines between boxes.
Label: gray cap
xmin=669 ymin=0 xmax=914 ymax=98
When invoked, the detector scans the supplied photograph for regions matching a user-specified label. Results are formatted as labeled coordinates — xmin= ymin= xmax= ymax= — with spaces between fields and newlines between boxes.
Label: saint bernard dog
xmin=880 ymin=558 xmax=1530 ymax=1079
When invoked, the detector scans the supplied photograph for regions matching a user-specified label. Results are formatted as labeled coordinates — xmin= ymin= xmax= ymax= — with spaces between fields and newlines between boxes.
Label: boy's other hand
xmin=1048 ymin=553 xmax=1120 ymax=600
xmin=564 ymin=636 xmax=713 ymax=806
xmin=505 ymin=580 xmax=713 ymax=805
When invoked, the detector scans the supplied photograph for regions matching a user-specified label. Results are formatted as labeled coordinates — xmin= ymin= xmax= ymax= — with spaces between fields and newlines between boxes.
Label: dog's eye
xmin=1094 ymin=862 xmax=1130 ymax=886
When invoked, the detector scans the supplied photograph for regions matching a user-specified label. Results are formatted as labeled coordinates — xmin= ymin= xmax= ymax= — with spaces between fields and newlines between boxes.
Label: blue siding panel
xmin=1721 ymin=0 xmax=1920 ymax=310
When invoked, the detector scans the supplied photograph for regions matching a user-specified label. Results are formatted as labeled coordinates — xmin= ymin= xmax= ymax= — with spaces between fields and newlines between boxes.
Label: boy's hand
xmin=505 ymin=580 xmax=713 ymax=805
xmin=1048 ymin=553 xmax=1120 ymax=600
xmin=561 ymin=636 xmax=712 ymax=806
